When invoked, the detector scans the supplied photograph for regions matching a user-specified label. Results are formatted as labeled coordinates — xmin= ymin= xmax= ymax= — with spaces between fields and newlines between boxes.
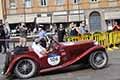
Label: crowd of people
xmin=0 ymin=19 xmax=89 ymax=54
xmin=0 ymin=20 xmax=10 ymax=54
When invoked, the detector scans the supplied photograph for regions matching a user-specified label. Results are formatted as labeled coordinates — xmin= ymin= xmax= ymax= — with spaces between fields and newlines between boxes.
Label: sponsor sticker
xmin=48 ymin=53 xmax=61 ymax=66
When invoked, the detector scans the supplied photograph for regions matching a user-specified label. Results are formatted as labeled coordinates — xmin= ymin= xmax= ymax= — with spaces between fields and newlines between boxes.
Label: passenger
xmin=32 ymin=38 xmax=52 ymax=58
xmin=38 ymin=25 xmax=47 ymax=48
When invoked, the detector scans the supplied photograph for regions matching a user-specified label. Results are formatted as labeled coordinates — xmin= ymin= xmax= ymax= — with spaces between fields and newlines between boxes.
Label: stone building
xmin=0 ymin=0 xmax=4 ymax=21
xmin=2 ymin=0 xmax=120 ymax=32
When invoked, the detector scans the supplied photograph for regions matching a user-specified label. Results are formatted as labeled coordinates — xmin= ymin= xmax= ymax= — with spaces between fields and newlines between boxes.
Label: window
xmin=24 ymin=0 xmax=32 ymax=8
xmin=56 ymin=0 xmax=64 ymax=5
xmin=73 ymin=0 xmax=80 ymax=4
xmin=89 ymin=12 xmax=101 ymax=32
xmin=89 ymin=0 xmax=99 ymax=3
xmin=40 ymin=0 xmax=47 ymax=6
xmin=9 ymin=0 xmax=16 ymax=8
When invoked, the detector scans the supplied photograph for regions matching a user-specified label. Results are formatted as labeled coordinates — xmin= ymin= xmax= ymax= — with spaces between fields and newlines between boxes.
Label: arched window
xmin=89 ymin=11 xmax=101 ymax=32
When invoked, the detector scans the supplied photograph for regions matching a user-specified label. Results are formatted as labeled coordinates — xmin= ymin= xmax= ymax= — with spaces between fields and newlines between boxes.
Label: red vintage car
xmin=3 ymin=35 xmax=108 ymax=79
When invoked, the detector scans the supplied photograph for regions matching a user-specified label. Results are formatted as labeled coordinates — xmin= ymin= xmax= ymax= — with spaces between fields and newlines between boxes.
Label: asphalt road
xmin=0 ymin=48 xmax=120 ymax=80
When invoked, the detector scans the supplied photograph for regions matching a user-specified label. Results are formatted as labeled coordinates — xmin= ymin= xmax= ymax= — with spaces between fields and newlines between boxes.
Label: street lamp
xmin=23 ymin=1 xmax=26 ymax=25
xmin=1 ymin=0 xmax=6 ymax=22
xmin=77 ymin=2 xmax=81 ymax=22
xmin=48 ymin=12 xmax=52 ymax=25
xmin=67 ymin=0 xmax=69 ymax=27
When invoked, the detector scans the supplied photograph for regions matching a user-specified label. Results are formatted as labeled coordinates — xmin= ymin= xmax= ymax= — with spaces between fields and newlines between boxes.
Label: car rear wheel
xmin=14 ymin=59 xmax=37 ymax=79
xmin=89 ymin=51 xmax=108 ymax=69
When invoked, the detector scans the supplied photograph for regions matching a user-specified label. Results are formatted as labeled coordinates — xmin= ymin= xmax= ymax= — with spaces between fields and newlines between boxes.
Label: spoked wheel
xmin=89 ymin=51 xmax=108 ymax=69
xmin=14 ymin=59 xmax=37 ymax=79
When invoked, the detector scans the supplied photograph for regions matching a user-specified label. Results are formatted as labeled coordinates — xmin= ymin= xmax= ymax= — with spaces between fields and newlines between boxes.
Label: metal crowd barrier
xmin=65 ymin=31 xmax=120 ymax=51
xmin=1 ymin=31 xmax=120 ymax=51
xmin=0 ymin=34 xmax=38 ymax=50
xmin=0 ymin=38 xmax=19 ymax=49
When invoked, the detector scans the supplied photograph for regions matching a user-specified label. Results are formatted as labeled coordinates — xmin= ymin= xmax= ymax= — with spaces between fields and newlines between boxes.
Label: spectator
xmin=69 ymin=22 xmax=79 ymax=36
xmin=57 ymin=24 xmax=66 ymax=42
xmin=0 ymin=20 xmax=6 ymax=53
xmin=53 ymin=27 xmax=58 ymax=41
xmin=112 ymin=21 xmax=120 ymax=31
xmin=19 ymin=23 xmax=27 ymax=47
xmin=49 ymin=24 xmax=58 ymax=41
xmin=79 ymin=21 xmax=88 ymax=34
xmin=4 ymin=22 xmax=10 ymax=50
xmin=16 ymin=24 xmax=20 ymax=33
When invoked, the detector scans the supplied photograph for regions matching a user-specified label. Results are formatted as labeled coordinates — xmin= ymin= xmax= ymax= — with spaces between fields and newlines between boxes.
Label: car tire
xmin=89 ymin=50 xmax=108 ymax=69
xmin=14 ymin=59 xmax=37 ymax=79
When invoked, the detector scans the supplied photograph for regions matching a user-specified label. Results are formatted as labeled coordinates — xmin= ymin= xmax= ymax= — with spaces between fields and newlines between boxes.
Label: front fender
xmin=5 ymin=54 xmax=39 ymax=76
xmin=76 ymin=45 xmax=106 ymax=61
xmin=58 ymin=45 xmax=106 ymax=68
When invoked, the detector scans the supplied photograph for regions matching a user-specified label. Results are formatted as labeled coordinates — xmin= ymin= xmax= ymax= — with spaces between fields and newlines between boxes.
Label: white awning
xmin=6 ymin=14 xmax=36 ymax=23
xmin=52 ymin=16 xmax=67 ymax=23
xmin=69 ymin=14 xmax=84 ymax=22
xmin=53 ymin=11 xmax=67 ymax=16
xmin=36 ymin=17 xmax=51 ymax=23
xmin=69 ymin=10 xmax=84 ymax=14
xmin=105 ymin=11 xmax=120 ymax=19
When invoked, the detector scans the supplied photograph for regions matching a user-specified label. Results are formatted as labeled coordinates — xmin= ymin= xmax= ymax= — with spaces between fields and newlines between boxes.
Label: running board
xmin=40 ymin=59 xmax=76 ymax=73
xmin=40 ymin=65 xmax=62 ymax=73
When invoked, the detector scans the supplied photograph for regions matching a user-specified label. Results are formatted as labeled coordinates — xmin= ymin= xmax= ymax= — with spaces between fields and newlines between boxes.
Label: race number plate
xmin=48 ymin=54 xmax=61 ymax=66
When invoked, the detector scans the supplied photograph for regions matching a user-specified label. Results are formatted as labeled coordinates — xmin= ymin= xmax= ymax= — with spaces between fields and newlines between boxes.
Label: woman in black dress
xmin=57 ymin=24 xmax=66 ymax=42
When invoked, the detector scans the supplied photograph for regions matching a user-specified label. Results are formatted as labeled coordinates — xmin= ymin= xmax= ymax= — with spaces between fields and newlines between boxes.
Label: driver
xmin=32 ymin=38 xmax=52 ymax=58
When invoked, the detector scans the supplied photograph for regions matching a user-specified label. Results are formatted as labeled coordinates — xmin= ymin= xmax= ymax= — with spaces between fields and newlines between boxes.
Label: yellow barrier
xmin=118 ymin=31 xmax=120 ymax=43
xmin=82 ymin=33 xmax=92 ymax=40
xmin=65 ymin=31 xmax=120 ymax=51
xmin=65 ymin=36 xmax=82 ymax=42
xmin=105 ymin=31 xmax=113 ymax=51
xmin=112 ymin=31 xmax=119 ymax=49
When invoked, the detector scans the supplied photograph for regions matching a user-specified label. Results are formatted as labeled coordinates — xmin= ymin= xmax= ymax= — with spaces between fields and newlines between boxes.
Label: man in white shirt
xmin=32 ymin=38 xmax=48 ymax=58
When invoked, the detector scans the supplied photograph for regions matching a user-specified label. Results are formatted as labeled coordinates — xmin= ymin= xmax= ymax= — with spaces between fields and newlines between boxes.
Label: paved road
xmin=0 ymin=48 xmax=120 ymax=80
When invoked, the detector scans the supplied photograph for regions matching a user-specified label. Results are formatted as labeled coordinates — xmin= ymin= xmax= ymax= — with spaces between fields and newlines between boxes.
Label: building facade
xmin=0 ymin=0 xmax=4 ymax=20
xmin=3 ymin=0 xmax=120 ymax=32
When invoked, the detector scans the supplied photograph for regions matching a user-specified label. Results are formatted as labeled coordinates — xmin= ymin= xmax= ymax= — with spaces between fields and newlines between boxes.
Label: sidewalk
xmin=0 ymin=54 xmax=5 ymax=79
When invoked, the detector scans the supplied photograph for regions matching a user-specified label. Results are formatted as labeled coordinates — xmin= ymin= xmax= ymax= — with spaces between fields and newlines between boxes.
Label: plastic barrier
xmin=65 ymin=31 xmax=120 ymax=51
xmin=112 ymin=31 xmax=119 ymax=49
xmin=118 ymin=31 xmax=120 ymax=44
xmin=105 ymin=31 xmax=113 ymax=51
xmin=82 ymin=33 xmax=92 ymax=40
xmin=64 ymin=36 xmax=82 ymax=42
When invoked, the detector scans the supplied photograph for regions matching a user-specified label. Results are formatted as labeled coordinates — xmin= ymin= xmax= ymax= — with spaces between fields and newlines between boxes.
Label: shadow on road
xmin=40 ymin=64 xmax=90 ymax=76
xmin=11 ymin=64 xmax=90 ymax=80
xmin=7 ymin=62 xmax=111 ymax=80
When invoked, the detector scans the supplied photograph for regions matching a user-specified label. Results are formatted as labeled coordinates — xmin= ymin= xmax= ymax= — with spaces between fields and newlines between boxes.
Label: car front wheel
xmin=14 ymin=59 xmax=37 ymax=79
xmin=89 ymin=51 xmax=108 ymax=69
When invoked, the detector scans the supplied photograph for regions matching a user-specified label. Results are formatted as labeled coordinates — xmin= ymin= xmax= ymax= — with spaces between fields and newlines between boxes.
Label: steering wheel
xmin=45 ymin=33 xmax=61 ymax=51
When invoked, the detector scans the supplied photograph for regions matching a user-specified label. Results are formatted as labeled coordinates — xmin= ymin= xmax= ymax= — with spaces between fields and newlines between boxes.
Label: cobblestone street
xmin=0 ymin=46 xmax=120 ymax=80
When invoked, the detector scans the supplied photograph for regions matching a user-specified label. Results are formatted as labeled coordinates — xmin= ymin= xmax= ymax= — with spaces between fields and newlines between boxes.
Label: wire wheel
xmin=89 ymin=51 xmax=108 ymax=69
xmin=14 ymin=59 xmax=37 ymax=79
